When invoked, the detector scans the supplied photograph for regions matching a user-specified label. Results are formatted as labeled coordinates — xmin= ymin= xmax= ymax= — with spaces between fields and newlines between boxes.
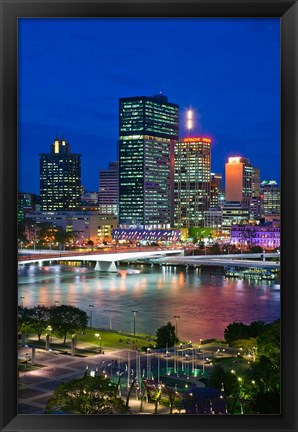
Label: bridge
xmin=18 ymin=250 xmax=280 ymax=272
xmin=152 ymin=253 xmax=280 ymax=270
xmin=18 ymin=249 xmax=184 ymax=272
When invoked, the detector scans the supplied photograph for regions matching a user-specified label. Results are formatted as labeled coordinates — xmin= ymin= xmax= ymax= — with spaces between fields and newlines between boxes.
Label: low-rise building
xmin=204 ymin=207 xmax=223 ymax=230
xmin=25 ymin=211 xmax=118 ymax=244
xmin=231 ymin=221 xmax=280 ymax=249
xmin=222 ymin=201 xmax=250 ymax=235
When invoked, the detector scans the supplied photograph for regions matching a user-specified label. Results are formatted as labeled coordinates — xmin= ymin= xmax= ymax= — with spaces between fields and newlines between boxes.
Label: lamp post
xmin=132 ymin=310 xmax=138 ymax=337
xmin=20 ymin=296 xmax=24 ymax=309
xmin=89 ymin=304 xmax=94 ymax=328
xmin=174 ymin=315 xmax=180 ymax=338
xmin=95 ymin=333 xmax=101 ymax=352
xmin=47 ymin=325 xmax=53 ymax=343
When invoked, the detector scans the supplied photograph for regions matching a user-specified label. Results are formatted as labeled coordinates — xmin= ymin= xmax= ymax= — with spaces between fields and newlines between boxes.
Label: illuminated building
xmin=40 ymin=137 xmax=81 ymax=211
xmin=252 ymin=167 xmax=261 ymax=197
xmin=26 ymin=211 xmax=117 ymax=244
xmin=98 ymin=162 xmax=119 ymax=215
xmin=210 ymin=173 xmax=223 ymax=208
xmin=119 ymin=94 xmax=179 ymax=228
xmin=18 ymin=192 xmax=34 ymax=222
xmin=225 ymin=157 xmax=253 ymax=207
xmin=204 ymin=207 xmax=223 ymax=230
xmin=174 ymin=137 xmax=211 ymax=228
xmin=112 ymin=228 xmax=180 ymax=243
xmin=222 ymin=201 xmax=250 ymax=235
xmin=231 ymin=221 xmax=280 ymax=249
xmin=250 ymin=195 xmax=262 ymax=220
xmin=260 ymin=180 xmax=280 ymax=215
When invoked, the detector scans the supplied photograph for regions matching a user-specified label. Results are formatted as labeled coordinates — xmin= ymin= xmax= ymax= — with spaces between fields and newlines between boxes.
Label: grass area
xmin=212 ymin=356 xmax=250 ymax=374
xmin=21 ymin=325 xmax=156 ymax=353
xmin=78 ymin=327 xmax=156 ymax=351
xmin=18 ymin=363 xmax=44 ymax=371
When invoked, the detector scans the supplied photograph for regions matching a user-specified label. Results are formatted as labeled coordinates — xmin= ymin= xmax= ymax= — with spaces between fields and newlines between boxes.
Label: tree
xmin=36 ymin=222 xmax=57 ymax=247
xmin=256 ymin=320 xmax=280 ymax=369
xmin=45 ymin=375 xmax=128 ymax=414
xmin=18 ymin=306 xmax=32 ymax=333
xmin=49 ymin=305 xmax=88 ymax=344
xmin=27 ymin=305 xmax=50 ymax=341
xmin=208 ymin=365 xmax=239 ymax=397
xmin=54 ymin=227 xmax=75 ymax=249
xmin=209 ymin=243 xmax=221 ymax=255
xmin=155 ymin=322 xmax=178 ymax=348
xmin=231 ymin=338 xmax=258 ymax=362
xmin=224 ymin=322 xmax=250 ymax=345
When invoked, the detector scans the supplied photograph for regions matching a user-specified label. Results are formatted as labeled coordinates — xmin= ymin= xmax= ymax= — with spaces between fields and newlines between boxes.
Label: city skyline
xmin=18 ymin=18 xmax=280 ymax=194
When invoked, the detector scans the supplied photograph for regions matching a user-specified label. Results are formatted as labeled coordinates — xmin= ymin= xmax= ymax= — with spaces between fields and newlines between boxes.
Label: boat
xmin=261 ymin=271 xmax=276 ymax=280
xmin=225 ymin=268 xmax=241 ymax=278
xmin=118 ymin=268 xmax=141 ymax=276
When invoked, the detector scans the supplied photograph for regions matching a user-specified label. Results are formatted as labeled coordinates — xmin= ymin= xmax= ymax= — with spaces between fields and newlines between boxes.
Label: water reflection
xmin=18 ymin=264 xmax=280 ymax=341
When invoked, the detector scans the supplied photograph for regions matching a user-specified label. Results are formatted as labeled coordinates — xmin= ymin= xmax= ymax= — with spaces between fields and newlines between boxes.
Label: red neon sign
xmin=183 ymin=137 xmax=211 ymax=143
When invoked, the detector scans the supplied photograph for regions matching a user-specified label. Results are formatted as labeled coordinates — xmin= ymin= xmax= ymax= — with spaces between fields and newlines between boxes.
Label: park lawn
xmin=22 ymin=325 xmax=156 ymax=352
xmin=77 ymin=327 xmax=156 ymax=351
xmin=212 ymin=356 xmax=250 ymax=374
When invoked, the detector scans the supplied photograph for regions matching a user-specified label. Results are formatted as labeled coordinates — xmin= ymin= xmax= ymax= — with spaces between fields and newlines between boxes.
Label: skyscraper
xmin=210 ymin=173 xmax=223 ymax=208
xmin=119 ymin=94 xmax=179 ymax=228
xmin=98 ymin=162 xmax=119 ymax=215
xmin=174 ymin=137 xmax=211 ymax=228
xmin=40 ymin=137 xmax=81 ymax=211
xmin=260 ymin=180 xmax=280 ymax=215
xmin=225 ymin=157 xmax=253 ymax=207
xmin=252 ymin=167 xmax=261 ymax=197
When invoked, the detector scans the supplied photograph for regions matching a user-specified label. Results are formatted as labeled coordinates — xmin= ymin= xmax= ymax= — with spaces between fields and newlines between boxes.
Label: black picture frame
xmin=0 ymin=1 xmax=297 ymax=431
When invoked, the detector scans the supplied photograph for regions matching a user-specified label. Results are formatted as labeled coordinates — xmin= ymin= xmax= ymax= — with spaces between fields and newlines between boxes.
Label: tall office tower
xmin=119 ymin=94 xmax=179 ymax=228
xmin=260 ymin=180 xmax=281 ymax=215
xmin=18 ymin=192 xmax=33 ymax=223
xmin=174 ymin=137 xmax=211 ymax=228
xmin=252 ymin=167 xmax=260 ymax=196
xmin=211 ymin=173 xmax=222 ymax=191
xmin=210 ymin=173 xmax=223 ymax=208
xmin=40 ymin=137 xmax=81 ymax=211
xmin=225 ymin=157 xmax=253 ymax=207
xmin=98 ymin=162 xmax=119 ymax=215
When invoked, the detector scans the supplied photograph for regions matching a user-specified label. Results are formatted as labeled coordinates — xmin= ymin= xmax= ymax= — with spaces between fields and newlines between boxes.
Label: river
xmin=18 ymin=263 xmax=280 ymax=341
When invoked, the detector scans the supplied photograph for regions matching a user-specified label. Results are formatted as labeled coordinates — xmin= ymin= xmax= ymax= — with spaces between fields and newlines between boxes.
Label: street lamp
xmin=47 ymin=325 xmax=53 ymax=343
xmin=20 ymin=296 xmax=24 ymax=309
xmin=174 ymin=315 xmax=180 ymax=338
xmin=132 ymin=310 xmax=138 ymax=337
xmin=95 ymin=333 xmax=101 ymax=353
xmin=89 ymin=304 xmax=94 ymax=328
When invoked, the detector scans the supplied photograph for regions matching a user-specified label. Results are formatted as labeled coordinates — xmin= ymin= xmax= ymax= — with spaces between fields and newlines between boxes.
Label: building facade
xmin=225 ymin=157 xmax=253 ymax=207
xmin=231 ymin=221 xmax=280 ymax=249
xmin=26 ymin=211 xmax=118 ymax=244
xmin=204 ymin=207 xmax=223 ymax=230
xmin=210 ymin=174 xmax=221 ymax=208
xmin=174 ymin=137 xmax=211 ymax=228
xmin=222 ymin=201 xmax=250 ymax=234
xmin=252 ymin=167 xmax=261 ymax=197
xmin=112 ymin=228 xmax=181 ymax=243
xmin=40 ymin=137 xmax=81 ymax=211
xmin=119 ymin=95 xmax=179 ymax=229
xmin=260 ymin=180 xmax=280 ymax=215
xmin=98 ymin=162 xmax=119 ymax=215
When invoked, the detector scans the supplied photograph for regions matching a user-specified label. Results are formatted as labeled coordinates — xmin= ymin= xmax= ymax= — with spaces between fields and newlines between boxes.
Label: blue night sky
xmin=18 ymin=18 xmax=280 ymax=194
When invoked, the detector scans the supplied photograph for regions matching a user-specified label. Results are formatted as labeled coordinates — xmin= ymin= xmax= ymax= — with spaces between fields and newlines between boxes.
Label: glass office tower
xmin=119 ymin=95 xmax=179 ymax=228
xmin=174 ymin=137 xmax=211 ymax=228
xmin=40 ymin=137 xmax=81 ymax=211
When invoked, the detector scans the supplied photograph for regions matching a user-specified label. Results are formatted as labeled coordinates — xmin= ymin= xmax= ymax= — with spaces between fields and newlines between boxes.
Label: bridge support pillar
xmin=94 ymin=261 xmax=118 ymax=272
